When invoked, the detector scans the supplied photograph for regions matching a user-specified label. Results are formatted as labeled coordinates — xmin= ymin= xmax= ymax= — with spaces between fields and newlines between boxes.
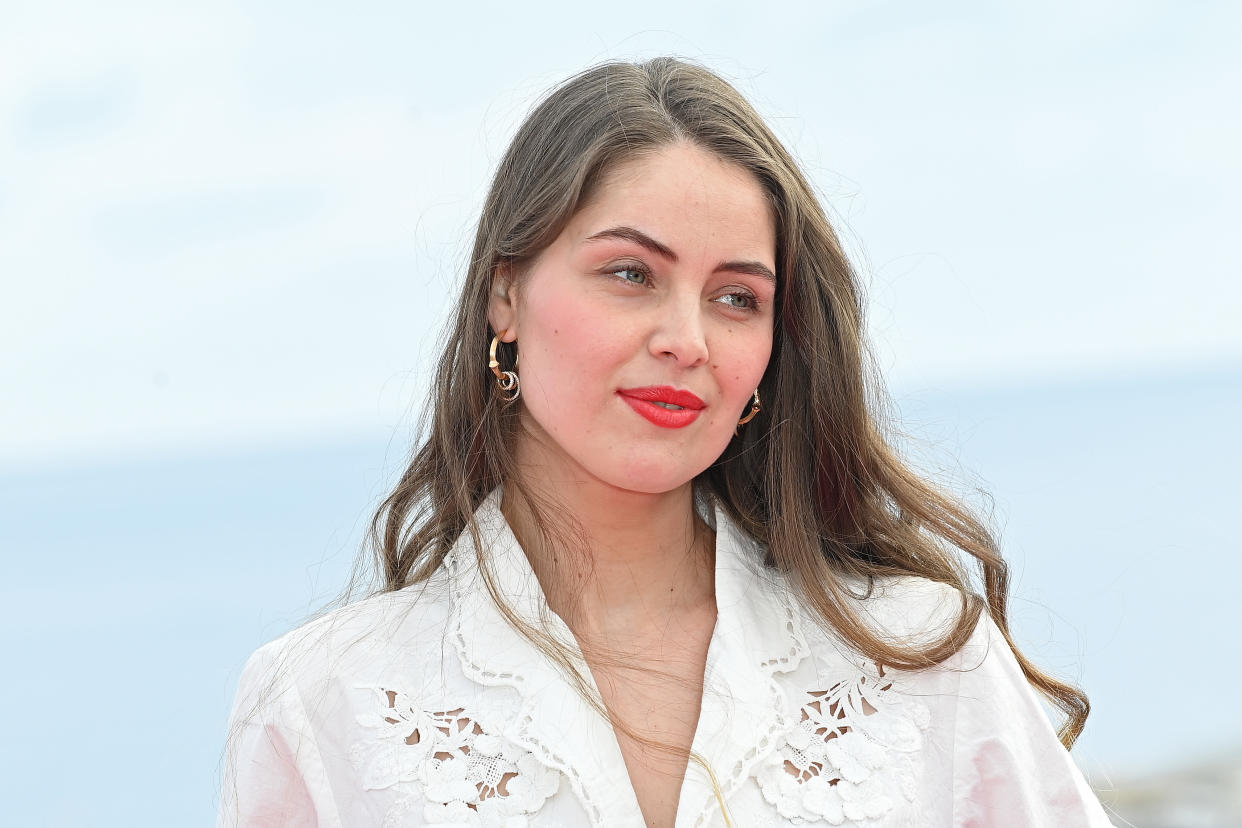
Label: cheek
xmin=714 ymin=328 xmax=773 ymax=396
xmin=519 ymin=288 xmax=629 ymax=403
xmin=697 ymin=329 xmax=771 ymax=445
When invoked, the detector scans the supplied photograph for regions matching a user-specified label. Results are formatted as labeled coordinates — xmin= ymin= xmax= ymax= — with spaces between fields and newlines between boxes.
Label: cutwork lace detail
xmin=350 ymin=685 xmax=560 ymax=827
xmin=446 ymin=545 xmax=609 ymax=827
xmin=755 ymin=665 xmax=931 ymax=825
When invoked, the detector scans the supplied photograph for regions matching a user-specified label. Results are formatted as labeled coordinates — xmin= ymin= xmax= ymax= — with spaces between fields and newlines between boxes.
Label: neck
xmin=501 ymin=435 xmax=716 ymax=644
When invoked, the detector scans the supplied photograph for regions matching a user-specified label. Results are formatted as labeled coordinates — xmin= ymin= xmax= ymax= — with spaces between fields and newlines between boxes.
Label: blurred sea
xmin=2 ymin=364 xmax=1239 ymax=826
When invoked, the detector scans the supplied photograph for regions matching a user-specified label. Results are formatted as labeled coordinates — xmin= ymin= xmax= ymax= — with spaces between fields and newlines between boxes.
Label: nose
xmin=648 ymin=293 xmax=709 ymax=368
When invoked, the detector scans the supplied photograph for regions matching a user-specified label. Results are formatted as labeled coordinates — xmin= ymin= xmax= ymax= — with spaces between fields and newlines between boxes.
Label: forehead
xmin=567 ymin=142 xmax=777 ymax=260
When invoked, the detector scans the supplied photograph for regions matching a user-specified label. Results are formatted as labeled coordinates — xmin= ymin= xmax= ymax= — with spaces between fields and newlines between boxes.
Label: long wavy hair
xmin=366 ymin=56 xmax=1088 ymax=747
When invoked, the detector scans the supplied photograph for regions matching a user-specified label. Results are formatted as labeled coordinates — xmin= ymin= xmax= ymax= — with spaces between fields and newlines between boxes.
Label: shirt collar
xmin=446 ymin=486 xmax=808 ymax=827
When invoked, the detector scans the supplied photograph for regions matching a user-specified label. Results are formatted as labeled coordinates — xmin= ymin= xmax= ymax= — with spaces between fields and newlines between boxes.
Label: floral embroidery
xmin=350 ymin=685 xmax=560 ymax=827
xmin=755 ymin=665 xmax=930 ymax=825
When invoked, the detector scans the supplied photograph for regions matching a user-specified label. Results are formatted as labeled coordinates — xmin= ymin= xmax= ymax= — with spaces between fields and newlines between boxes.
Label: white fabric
xmin=218 ymin=489 xmax=1115 ymax=827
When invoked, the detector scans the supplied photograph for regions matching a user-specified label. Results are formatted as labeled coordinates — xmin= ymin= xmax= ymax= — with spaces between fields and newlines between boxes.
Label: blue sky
xmin=2 ymin=0 xmax=1239 ymax=468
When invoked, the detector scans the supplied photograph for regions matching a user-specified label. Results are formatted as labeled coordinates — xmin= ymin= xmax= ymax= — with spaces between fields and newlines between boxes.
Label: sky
xmin=2 ymin=0 xmax=1239 ymax=470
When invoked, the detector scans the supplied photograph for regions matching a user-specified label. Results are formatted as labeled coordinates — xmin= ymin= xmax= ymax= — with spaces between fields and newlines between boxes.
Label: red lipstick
xmin=617 ymin=386 xmax=706 ymax=429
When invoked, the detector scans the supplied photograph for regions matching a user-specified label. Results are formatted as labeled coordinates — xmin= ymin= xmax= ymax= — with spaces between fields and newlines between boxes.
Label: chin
xmin=609 ymin=477 xmax=693 ymax=496
xmin=599 ymin=457 xmax=709 ymax=496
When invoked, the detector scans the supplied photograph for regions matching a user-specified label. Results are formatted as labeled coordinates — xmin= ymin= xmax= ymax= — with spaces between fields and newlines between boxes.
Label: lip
xmin=617 ymin=386 xmax=706 ymax=429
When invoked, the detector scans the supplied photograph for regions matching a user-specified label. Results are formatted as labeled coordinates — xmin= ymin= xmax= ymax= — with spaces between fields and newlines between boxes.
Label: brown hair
xmin=367 ymin=56 xmax=1088 ymax=747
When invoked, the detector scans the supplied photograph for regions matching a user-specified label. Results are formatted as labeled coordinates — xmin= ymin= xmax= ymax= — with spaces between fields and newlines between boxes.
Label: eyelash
xmin=605 ymin=264 xmax=763 ymax=313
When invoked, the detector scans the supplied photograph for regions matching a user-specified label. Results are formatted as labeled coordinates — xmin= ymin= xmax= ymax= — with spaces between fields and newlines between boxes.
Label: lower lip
xmin=619 ymin=394 xmax=703 ymax=429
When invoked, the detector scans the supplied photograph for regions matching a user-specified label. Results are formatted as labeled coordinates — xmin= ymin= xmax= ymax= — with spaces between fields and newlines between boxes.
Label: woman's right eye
xmin=608 ymin=266 xmax=650 ymax=286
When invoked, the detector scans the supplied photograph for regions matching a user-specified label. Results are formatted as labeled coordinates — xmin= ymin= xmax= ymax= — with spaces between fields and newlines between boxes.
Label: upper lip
xmin=617 ymin=386 xmax=706 ymax=409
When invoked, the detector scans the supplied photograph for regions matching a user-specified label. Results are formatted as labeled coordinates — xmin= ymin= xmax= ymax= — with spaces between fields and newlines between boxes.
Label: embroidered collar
xmin=445 ymin=487 xmax=809 ymax=828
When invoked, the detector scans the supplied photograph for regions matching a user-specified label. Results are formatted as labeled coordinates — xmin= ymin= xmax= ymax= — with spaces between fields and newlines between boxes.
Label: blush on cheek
xmin=529 ymin=291 xmax=618 ymax=368
xmin=530 ymin=286 xmax=590 ymax=339
xmin=519 ymin=290 xmax=620 ymax=424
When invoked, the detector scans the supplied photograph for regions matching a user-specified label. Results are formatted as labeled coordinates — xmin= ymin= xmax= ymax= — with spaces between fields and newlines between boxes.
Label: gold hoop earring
xmin=489 ymin=331 xmax=520 ymax=403
xmin=737 ymin=389 xmax=761 ymax=426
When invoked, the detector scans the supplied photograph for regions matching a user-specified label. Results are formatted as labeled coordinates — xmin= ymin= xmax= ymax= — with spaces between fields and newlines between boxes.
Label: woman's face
xmin=489 ymin=141 xmax=777 ymax=495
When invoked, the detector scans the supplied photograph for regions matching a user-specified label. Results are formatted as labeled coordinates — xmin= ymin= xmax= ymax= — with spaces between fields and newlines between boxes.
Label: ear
xmin=487 ymin=262 xmax=519 ymax=342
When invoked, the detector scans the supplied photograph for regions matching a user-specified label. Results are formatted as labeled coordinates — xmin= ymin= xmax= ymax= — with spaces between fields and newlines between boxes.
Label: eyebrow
xmin=584 ymin=225 xmax=777 ymax=285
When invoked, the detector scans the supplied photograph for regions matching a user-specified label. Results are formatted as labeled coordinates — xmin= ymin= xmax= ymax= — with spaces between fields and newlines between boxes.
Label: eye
xmin=715 ymin=291 xmax=760 ymax=312
xmin=608 ymin=265 xmax=651 ymax=286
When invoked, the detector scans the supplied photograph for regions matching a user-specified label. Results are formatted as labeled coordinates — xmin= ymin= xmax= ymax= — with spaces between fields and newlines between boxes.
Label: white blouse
xmin=218 ymin=489 xmax=1115 ymax=827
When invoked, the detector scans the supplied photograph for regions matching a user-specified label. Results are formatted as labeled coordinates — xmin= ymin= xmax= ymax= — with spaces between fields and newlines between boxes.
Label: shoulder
xmin=239 ymin=571 xmax=456 ymax=695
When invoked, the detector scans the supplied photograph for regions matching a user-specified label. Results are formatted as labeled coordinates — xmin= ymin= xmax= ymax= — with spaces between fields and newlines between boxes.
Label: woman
xmin=219 ymin=58 xmax=1114 ymax=827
